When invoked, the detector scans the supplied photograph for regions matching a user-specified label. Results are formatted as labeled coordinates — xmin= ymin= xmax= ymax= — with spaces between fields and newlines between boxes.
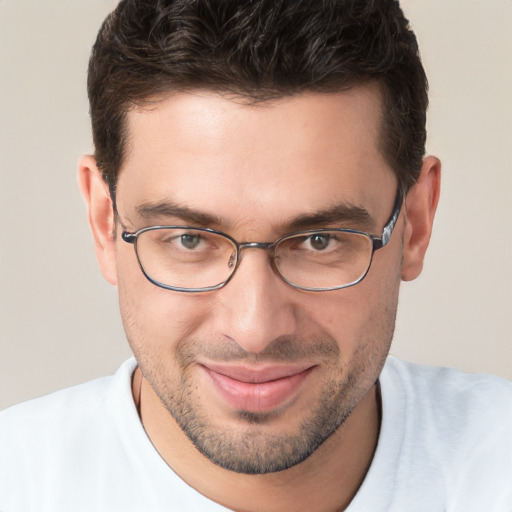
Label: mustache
xmin=178 ymin=335 xmax=340 ymax=366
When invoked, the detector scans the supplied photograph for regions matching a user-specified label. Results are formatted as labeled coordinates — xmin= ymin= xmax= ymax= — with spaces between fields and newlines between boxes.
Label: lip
xmin=199 ymin=362 xmax=315 ymax=413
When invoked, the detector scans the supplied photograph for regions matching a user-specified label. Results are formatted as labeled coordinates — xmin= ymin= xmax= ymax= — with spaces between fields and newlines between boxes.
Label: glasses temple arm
xmin=372 ymin=188 xmax=403 ymax=250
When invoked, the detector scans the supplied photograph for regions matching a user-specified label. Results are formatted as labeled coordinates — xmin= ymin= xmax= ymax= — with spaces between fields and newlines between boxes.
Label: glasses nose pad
xmin=228 ymin=251 xmax=237 ymax=269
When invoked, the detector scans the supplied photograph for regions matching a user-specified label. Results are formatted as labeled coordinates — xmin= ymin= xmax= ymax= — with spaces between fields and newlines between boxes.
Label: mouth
xmin=199 ymin=362 xmax=316 ymax=413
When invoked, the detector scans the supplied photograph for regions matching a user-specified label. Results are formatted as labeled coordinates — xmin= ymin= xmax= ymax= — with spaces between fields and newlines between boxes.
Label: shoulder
xmin=0 ymin=358 xmax=136 ymax=431
xmin=0 ymin=358 xmax=137 ymax=477
xmin=378 ymin=356 xmax=512 ymax=510
xmin=0 ymin=358 xmax=138 ymax=510
xmin=382 ymin=355 xmax=512 ymax=416
xmin=381 ymin=355 xmax=512 ymax=449
xmin=1 ymin=375 xmax=109 ymax=427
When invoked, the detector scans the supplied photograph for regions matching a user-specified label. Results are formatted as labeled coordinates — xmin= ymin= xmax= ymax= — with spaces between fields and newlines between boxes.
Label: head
xmin=79 ymin=0 xmax=440 ymax=475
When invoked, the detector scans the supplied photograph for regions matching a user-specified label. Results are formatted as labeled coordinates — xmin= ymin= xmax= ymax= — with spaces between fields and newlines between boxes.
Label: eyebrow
xmin=286 ymin=203 xmax=375 ymax=231
xmin=134 ymin=199 xmax=375 ymax=232
xmin=136 ymin=201 xmax=223 ymax=227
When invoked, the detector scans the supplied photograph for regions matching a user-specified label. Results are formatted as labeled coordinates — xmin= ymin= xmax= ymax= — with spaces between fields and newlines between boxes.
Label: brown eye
xmin=309 ymin=234 xmax=331 ymax=250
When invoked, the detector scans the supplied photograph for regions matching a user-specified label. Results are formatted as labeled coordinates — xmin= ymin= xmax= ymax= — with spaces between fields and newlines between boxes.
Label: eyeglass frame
xmin=120 ymin=189 xmax=403 ymax=293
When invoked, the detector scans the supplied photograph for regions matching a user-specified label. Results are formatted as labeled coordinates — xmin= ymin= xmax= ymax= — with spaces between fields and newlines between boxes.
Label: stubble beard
xmin=135 ymin=330 xmax=392 ymax=475
xmin=166 ymin=368 xmax=362 ymax=474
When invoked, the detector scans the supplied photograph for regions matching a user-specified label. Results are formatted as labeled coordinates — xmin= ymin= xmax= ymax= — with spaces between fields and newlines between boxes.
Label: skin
xmin=79 ymin=84 xmax=440 ymax=511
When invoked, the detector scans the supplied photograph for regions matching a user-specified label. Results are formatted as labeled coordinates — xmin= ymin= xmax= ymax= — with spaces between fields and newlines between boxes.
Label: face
xmin=103 ymin=86 xmax=405 ymax=473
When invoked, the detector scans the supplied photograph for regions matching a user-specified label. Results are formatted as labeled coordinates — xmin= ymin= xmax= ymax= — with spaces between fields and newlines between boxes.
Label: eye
xmin=307 ymin=233 xmax=332 ymax=251
xmin=180 ymin=233 xmax=201 ymax=250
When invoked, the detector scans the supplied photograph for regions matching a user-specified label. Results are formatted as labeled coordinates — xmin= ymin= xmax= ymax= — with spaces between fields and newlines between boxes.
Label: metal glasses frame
xmin=121 ymin=189 xmax=403 ymax=293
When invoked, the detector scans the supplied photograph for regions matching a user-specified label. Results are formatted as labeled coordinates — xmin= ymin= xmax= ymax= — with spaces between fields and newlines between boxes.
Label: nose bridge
xmin=233 ymin=240 xmax=278 ymax=280
xmin=215 ymin=248 xmax=297 ymax=354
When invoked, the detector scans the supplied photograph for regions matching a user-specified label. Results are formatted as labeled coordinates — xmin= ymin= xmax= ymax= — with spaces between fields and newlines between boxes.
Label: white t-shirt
xmin=0 ymin=356 xmax=510 ymax=512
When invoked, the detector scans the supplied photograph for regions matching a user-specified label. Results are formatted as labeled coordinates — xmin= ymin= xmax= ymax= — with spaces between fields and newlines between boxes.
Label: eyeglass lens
xmin=134 ymin=227 xmax=374 ymax=291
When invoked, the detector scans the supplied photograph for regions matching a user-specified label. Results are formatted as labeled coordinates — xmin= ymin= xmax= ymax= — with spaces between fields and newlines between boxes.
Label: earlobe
xmin=401 ymin=156 xmax=441 ymax=281
xmin=78 ymin=155 xmax=118 ymax=286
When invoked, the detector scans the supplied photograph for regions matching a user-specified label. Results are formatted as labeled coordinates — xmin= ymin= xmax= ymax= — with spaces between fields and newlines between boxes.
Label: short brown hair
xmin=88 ymin=0 xmax=428 ymax=197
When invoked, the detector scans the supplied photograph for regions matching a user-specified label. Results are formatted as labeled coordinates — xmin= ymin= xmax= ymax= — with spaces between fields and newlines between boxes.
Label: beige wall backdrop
xmin=1 ymin=0 xmax=511 ymax=410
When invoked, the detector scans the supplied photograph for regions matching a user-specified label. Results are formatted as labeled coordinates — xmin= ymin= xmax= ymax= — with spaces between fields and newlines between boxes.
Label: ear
xmin=78 ymin=155 xmax=118 ymax=286
xmin=401 ymin=156 xmax=441 ymax=281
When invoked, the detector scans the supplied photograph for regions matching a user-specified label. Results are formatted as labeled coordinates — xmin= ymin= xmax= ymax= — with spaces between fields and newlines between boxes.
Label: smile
xmin=199 ymin=363 xmax=316 ymax=413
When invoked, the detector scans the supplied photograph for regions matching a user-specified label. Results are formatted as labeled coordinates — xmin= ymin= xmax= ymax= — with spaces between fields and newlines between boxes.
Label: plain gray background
xmin=1 ymin=0 xmax=511 ymax=410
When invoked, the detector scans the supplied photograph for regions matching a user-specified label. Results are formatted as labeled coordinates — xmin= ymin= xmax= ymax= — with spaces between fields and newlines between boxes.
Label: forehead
xmin=117 ymin=86 xmax=396 ymax=231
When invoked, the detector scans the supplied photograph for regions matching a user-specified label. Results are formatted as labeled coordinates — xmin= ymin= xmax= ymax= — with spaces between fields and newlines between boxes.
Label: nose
xmin=212 ymin=249 xmax=299 ymax=354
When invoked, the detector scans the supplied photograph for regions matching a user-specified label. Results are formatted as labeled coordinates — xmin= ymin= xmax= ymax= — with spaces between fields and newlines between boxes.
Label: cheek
xmin=310 ymin=252 xmax=401 ymax=358
xmin=115 ymin=246 xmax=213 ymax=356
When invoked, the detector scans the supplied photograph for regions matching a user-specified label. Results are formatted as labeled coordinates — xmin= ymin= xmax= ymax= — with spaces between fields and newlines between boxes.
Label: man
xmin=0 ymin=1 xmax=510 ymax=511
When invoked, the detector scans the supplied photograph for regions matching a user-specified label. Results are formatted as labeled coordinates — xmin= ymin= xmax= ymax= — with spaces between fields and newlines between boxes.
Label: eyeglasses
xmin=121 ymin=190 xmax=402 ymax=293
